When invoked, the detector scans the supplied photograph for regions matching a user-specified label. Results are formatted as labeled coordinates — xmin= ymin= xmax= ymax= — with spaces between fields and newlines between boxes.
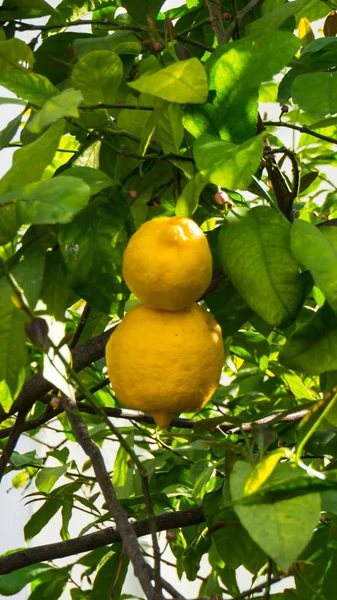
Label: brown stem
xmin=264 ymin=121 xmax=337 ymax=146
xmin=0 ymin=507 xmax=205 ymax=575
xmin=264 ymin=147 xmax=300 ymax=219
xmin=61 ymin=394 xmax=155 ymax=600
xmin=224 ymin=0 xmax=265 ymax=42
xmin=205 ymin=0 xmax=226 ymax=45
xmin=70 ymin=303 xmax=91 ymax=349
xmin=0 ymin=408 xmax=29 ymax=481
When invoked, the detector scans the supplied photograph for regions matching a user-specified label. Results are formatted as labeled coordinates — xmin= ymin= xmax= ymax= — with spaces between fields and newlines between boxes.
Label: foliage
xmin=1 ymin=0 xmax=337 ymax=598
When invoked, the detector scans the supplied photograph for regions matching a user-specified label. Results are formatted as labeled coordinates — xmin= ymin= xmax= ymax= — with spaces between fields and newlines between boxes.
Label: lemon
xmin=122 ymin=217 xmax=212 ymax=311
xmin=105 ymin=303 xmax=224 ymax=428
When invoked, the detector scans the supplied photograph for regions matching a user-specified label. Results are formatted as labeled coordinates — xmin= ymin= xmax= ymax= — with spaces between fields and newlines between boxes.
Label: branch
xmin=232 ymin=573 xmax=290 ymax=600
xmin=0 ymin=408 xmax=29 ymax=481
xmin=264 ymin=121 xmax=337 ymax=146
xmin=264 ymin=147 xmax=300 ymax=219
xmin=80 ymin=103 xmax=154 ymax=111
xmin=224 ymin=0 xmax=265 ymax=42
xmin=61 ymin=394 xmax=155 ymax=600
xmin=70 ymin=303 xmax=91 ymax=349
xmin=205 ymin=0 xmax=226 ymax=45
xmin=15 ymin=19 xmax=146 ymax=33
xmin=0 ymin=325 xmax=117 ymax=422
xmin=0 ymin=507 xmax=204 ymax=575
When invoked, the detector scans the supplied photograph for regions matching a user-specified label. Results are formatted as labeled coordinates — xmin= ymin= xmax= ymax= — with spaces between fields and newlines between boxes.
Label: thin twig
xmin=264 ymin=121 xmax=337 ymax=146
xmin=70 ymin=303 xmax=91 ymax=349
xmin=232 ymin=573 xmax=290 ymax=600
xmin=175 ymin=33 xmax=215 ymax=52
xmin=0 ymin=507 xmax=205 ymax=574
xmin=0 ymin=408 xmax=29 ymax=482
xmin=264 ymin=146 xmax=300 ymax=217
xmin=61 ymin=394 xmax=155 ymax=600
xmin=14 ymin=19 xmax=146 ymax=33
xmin=80 ymin=103 xmax=154 ymax=111
xmin=224 ymin=0 xmax=265 ymax=42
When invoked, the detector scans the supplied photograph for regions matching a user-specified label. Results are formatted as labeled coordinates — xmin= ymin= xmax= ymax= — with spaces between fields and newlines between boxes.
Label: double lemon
xmin=105 ymin=216 xmax=224 ymax=428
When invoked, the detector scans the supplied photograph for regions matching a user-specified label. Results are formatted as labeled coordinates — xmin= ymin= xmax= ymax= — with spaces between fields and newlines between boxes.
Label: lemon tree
xmin=2 ymin=1 xmax=337 ymax=599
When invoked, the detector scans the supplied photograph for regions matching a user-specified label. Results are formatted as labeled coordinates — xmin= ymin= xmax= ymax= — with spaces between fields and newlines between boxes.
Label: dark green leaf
xmin=0 ymin=564 xmax=50 ymax=595
xmin=91 ymin=545 xmax=128 ymax=600
xmin=59 ymin=197 xmax=127 ymax=314
xmin=0 ymin=112 xmax=23 ymax=151
xmin=0 ymin=247 xmax=45 ymax=411
xmin=121 ymin=0 xmax=163 ymax=23
xmin=279 ymin=303 xmax=337 ymax=375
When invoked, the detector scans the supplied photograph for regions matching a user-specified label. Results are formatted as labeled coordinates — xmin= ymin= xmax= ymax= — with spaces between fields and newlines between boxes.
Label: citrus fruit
xmin=122 ymin=216 xmax=212 ymax=311
xmin=105 ymin=303 xmax=224 ymax=428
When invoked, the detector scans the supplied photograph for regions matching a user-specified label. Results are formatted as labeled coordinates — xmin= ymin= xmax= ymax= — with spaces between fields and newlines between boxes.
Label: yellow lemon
xmin=105 ymin=303 xmax=224 ymax=428
xmin=122 ymin=217 xmax=212 ymax=311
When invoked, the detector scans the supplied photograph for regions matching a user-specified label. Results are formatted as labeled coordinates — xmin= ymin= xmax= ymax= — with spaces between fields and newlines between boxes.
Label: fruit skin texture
xmin=105 ymin=303 xmax=224 ymax=428
xmin=122 ymin=216 xmax=212 ymax=311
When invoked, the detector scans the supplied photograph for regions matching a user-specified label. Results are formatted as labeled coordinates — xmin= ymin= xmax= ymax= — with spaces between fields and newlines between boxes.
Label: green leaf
xmin=0 ymin=119 xmax=65 ymax=195
xmin=0 ymin=112 xmax=23 ymax=151
xmin=0 ymin=176 xmax=91 ymax=225
xmin=28 ymin=89 xmax=83 ymax=134
xmin=157 ymin=103 xmax=184 ymax=154
xmin=36 ymin=464 xmax=71 ymax=494
xmin=40 ymin=249 xmax=73 ymax=322
xmin=218 ymin=206 xmax=304 ymax=327
xmin=175 ymin=172 xmax=208 ymax=217
xmin=243 ymin=449 xmax=288 ymax=495
xmin=72 ymin=50 xmax=123 ymax=105
xmin=0 ymin=0 xmax=53 ymax=21
xmin=279 ymin=303 xmax=337 ymax=375
xmin=292 ymin=73 xmax=337 ymax=117
xmin=121 ymin=0 xmax=163 ymax=23
xmin=91 ymin=545 xmax=128 ymax=600
xmin=203 ymin=491 xmax=265 ymax=572
xmin=66 ymin=166 xmax=113 ymax=195
xmin=0 ymin=247 xmax=45 ymax=411
xmin=184 ymin=31 xmax=300 ymax=144
xmin=194 ymin=133 xmax=264 ymax=190
xmin=0 ymin=69 xmax=57 ymax=107
xmin=112 ymin=435 xmax=133 ymax=489
xmin=205 ymin=279 xmax=253 ymax=337
xmin=77 ymin=308 xmax=110 ymax=344
xmin=0 ymin=564 xmax=50 ymax=595
xmin=0 ymin=38 xmax=34 ymax=70
xmin=58 ymin=197 xmax=127 ymax=314
xmin=73 ymin=31 xmax=142 ymax=59
xmin=231 ymin=461 xmax=320 ymax=571
xmin=24 ymin=482 xmax=81 ymax=541
xmin=128 ymin=58 xmax=208 ymax=104
xmin=291 ymin=220 xmax=337 ymax=313
xmin=246 ymin=0 xmax=312 ymax=36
